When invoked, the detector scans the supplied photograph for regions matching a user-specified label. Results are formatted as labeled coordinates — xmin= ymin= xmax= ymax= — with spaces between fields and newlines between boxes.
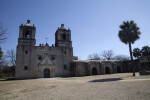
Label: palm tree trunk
xmin=129 ymin=42 xmax=135 ymax=76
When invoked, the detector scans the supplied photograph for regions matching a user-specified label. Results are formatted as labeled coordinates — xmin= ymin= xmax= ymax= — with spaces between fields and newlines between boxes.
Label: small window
xmin=64 ymin=65 xmax=68 ymax=70
xmin=51 ymin=56 xmax=55 ymax=60
xmin=25 ymin=51 xmax=28 ymax=54
xmin=45 ymin=51 xmax=48 ymax=55
xmin=24 ymin=66 xmax=28 ymax=70
xmin=63 ymin=35 xmax=66 ymax=40
xmin=64 ymin=51 xmax=66 ymax=55
xmin=38 ymin=56 xmax=42 ymax=60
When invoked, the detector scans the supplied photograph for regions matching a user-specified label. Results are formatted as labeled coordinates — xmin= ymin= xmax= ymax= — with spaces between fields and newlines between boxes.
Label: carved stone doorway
xmin=44 ymin=69 xmax=50 ymax=78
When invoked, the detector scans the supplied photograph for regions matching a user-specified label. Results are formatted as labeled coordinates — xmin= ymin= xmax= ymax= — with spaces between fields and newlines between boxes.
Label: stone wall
xmin=15 ymin=44 xmax=73 ymax=79
xmin=70 ymin=60 xmax=137 ymax=77
xmin=139 ymin=62 xmax=150 ymax=75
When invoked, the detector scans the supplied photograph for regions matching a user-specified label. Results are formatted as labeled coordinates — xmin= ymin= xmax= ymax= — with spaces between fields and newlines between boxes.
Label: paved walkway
xmin=0 ymin=73 xmax=150 ymax=100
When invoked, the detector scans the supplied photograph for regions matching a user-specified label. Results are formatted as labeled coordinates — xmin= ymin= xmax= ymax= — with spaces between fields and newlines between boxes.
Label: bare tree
xmin=0 ymin=55 xmax=9 ymax=68
xmin=0 ymin=54 xmax=15 ymax=77
xmin=0 ymin=23 xmax=7 ymax=71
xmin=113 ymin=55 xmax=129 ymax=61
xmin=100 ymin=50 xmax=114 ymax=60
xmin=7 ymin=49 xmax=16 ymax=66
xmin=87 ymin=53 xmax=101 ymax=60
xmin=0 ymin=23 xmax=7 ymax=44
xmin=0 ymin=47 xmax=2 ymax=58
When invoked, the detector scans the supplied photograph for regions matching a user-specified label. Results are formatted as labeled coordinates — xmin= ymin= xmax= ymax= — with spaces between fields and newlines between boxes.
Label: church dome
xmin=25 ymin=20 xmax=32 ymax=26
xmin=60 ymin=24 xmax=66 ymax=29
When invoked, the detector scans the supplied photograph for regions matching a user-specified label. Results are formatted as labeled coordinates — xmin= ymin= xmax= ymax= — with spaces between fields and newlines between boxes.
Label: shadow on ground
xmin=0 ymin=77 xmax=38 ymax=81
xmin=89 ymin=78 xmax=122 ymax=82
xmin=0 ymin=77 xmax=15 ymax=81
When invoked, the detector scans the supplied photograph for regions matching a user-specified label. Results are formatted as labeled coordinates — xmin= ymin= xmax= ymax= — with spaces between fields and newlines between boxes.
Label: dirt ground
xmin=0 ymin=73 xmax=150 ymax=100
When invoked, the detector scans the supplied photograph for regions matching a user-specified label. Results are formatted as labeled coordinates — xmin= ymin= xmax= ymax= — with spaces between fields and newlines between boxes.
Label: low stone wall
xmin=71 ymin=60 xmax=125 ymax=76
xmin=70 ymin=60 xmax=140 ymax=77
xmin=139 ymin=62 xmax=150 ymax=75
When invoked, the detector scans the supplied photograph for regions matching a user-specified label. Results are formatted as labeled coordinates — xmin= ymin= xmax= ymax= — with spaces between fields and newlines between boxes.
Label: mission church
xmin=15 ymin=20 xmax=135 ymax=79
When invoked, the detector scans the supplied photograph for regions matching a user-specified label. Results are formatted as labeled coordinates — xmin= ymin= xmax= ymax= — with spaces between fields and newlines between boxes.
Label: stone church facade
xmin=15 ymin=20 xmax=73 ymax=79
xmin=15 ymin=20 xmax=137 ymax=79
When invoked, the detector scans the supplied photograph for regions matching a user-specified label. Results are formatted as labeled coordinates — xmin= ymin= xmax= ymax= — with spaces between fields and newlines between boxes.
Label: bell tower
xmin=55 ymin=24 xmax=72 ymax=47
xmin=15 ymin=20 xmax=36 ymax=79
xmin=18 ymin=20 xmax=36 ymax=46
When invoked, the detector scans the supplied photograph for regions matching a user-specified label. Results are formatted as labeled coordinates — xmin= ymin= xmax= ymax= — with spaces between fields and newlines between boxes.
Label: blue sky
xmin=0 ymin=0 xmax=150 ymax=60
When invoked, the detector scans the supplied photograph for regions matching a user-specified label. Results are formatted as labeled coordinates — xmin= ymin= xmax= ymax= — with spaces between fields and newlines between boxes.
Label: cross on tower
xmin=46 ymin=37 xmax=48 ymax=43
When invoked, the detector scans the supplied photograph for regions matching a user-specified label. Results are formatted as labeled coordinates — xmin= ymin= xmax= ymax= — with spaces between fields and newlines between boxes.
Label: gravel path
xmin=0 ymin=73 xmax=150 ymax=100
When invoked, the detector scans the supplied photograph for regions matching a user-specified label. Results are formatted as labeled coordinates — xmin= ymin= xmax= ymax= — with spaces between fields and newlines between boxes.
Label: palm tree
xmin=141 ymin=46 xmax=150 ymax=62
xmin=118 ymin=21 xmax=141 ymax=76
xmin=133 ymin=48 xmax=141 ymax=59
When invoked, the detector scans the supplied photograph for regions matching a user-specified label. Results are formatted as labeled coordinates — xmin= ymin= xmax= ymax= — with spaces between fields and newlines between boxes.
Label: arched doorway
xmin=92 ymin=67 xmax=97 ymax=75
xmin=117 ymin=66 xmax=121 ymax=73
xmin=44 ymin=69 xmax=50 ymax=78
xmin=105 ymin=67 xmax=110 ymax=74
